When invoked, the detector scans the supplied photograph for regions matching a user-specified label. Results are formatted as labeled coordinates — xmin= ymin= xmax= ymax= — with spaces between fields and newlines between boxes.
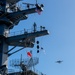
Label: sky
xmin=8 ymin=0 xmax=75 ymax=75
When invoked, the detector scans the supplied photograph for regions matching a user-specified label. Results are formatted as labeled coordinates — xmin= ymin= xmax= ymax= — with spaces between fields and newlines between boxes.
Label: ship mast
xmin=0 ymin=0 xmax=49 ymax=74
xmin=0 ymin=0 xmax=8 ymax=66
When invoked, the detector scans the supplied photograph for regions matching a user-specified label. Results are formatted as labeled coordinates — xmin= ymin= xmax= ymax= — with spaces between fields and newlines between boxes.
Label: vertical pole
xmin=0 ymin=25 xmax=8 ymax=65
xmin=0 ymin=0 xmax=8 ymax=73
xmin=0 ymin=0 xmax=6 ymax=14
xmin=33 ymin=22 xmax=37 ymax=32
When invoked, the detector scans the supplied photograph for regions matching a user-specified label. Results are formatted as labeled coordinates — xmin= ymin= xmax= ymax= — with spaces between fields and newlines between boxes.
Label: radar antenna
xmin=10 ymin=55 xmax=39 ymax=72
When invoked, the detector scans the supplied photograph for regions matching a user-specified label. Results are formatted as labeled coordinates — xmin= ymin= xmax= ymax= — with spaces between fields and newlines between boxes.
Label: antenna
xmin=36 ymin=0 xmax=37 ymax=4
xmin=9 ymin=57 xmax=39 ymax=71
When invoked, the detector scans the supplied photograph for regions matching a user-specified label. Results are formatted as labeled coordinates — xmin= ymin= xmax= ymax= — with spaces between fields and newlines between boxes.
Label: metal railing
xmin=9 ymin=26 xmax=46 ymax=37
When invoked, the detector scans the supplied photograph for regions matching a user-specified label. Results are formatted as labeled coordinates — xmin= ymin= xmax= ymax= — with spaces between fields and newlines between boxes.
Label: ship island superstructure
xmin=0 ymin=0 xmax=49 ymax=75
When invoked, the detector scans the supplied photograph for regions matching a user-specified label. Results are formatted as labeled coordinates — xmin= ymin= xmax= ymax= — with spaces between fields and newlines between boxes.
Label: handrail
xmin=9 ymin=26 xmax=46 ymax=37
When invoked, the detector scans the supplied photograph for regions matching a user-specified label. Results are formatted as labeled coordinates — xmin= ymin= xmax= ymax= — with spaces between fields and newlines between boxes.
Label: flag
xmin=35 ymin=9 xmax=41 ymax=15
xmin=43 ymin=49 xmax=46 ymax=55
xmin=41 ymin=47 xmax=46 ymax=55
xmin=27 ymin=52 xmax=32 ymax=57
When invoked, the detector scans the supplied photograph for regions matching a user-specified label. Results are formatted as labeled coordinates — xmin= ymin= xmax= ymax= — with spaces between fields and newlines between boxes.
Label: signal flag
xmin=41 ymin=47 xmax=46 ymax=55
xmin=35 ymin=9 xmax=41 ymax=15
xmin=27 ymin=52 xmax=32 ymax=57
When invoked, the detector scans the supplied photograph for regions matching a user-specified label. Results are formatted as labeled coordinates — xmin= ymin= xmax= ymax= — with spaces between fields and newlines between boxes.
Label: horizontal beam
xmin=6 ymin=30 xmax=49 ymax=47
xmin=7 ymin=30 xmax=49 ymax=42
